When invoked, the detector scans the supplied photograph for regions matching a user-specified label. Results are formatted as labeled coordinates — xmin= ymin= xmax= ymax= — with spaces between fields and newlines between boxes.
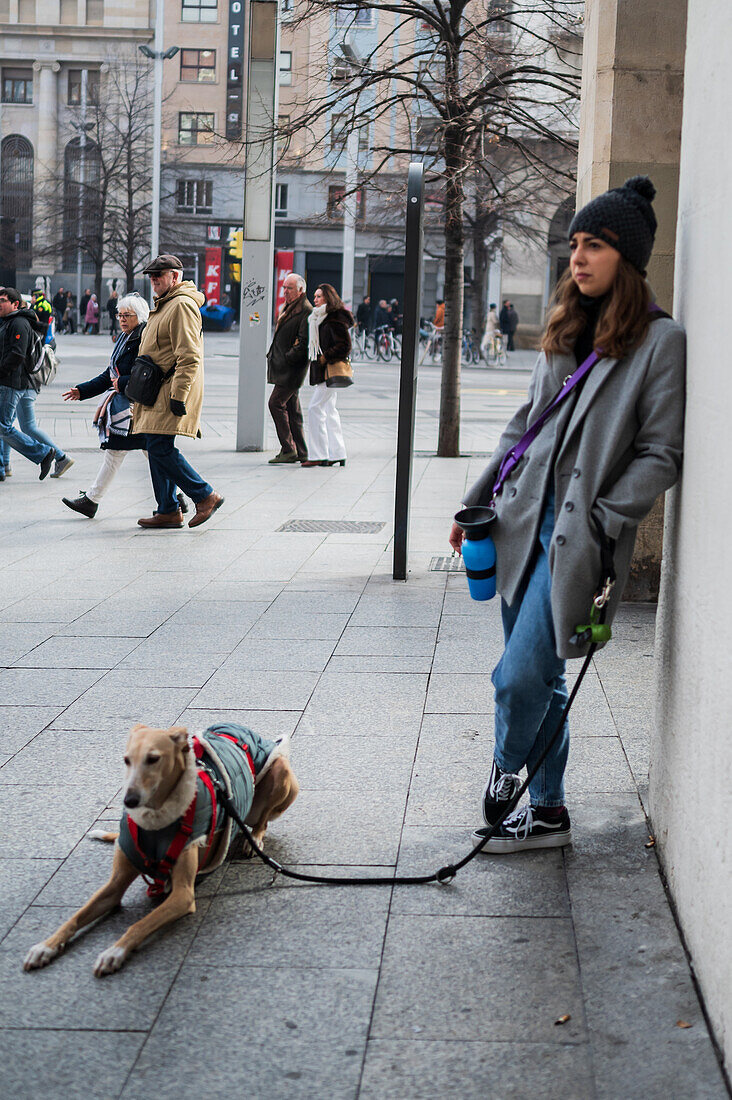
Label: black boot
xmin=177 ymin=492 xmax=189 ymax=514
xmin=62 ymin=492 xmax=98 ymax=519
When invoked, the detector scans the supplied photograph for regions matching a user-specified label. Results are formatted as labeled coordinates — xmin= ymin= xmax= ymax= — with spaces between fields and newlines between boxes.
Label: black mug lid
xmin=454 ymin=505 xmax=496 ymax=541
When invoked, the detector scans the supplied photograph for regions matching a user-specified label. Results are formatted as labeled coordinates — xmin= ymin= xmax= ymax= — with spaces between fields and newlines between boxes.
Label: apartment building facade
xmin=0 ymin=0 xmax=154 ymax=292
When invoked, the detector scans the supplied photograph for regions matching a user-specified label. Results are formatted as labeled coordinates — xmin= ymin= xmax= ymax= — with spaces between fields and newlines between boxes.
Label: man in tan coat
xmin=134 ymin=254 xmax=223 ymax=529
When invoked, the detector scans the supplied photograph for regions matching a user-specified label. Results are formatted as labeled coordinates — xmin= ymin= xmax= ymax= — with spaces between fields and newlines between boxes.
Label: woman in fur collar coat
xmin=449 ymin=177 xmax=685 ymax=855
xmin=302 ymin=284 xmax=353 ymax=467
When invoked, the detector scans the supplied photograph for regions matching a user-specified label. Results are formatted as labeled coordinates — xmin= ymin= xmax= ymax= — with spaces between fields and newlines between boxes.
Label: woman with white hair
xmin=61 ymin=293 xmax=178 ymax=518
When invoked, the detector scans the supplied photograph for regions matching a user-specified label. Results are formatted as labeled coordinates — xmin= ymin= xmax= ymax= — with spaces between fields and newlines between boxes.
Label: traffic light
xmin=228 ymin=228 xmax=243 ymax=260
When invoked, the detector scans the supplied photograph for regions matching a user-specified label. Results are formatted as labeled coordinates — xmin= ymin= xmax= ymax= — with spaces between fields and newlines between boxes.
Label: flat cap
xmin=142 ymin=253 xmax=184 ymax=275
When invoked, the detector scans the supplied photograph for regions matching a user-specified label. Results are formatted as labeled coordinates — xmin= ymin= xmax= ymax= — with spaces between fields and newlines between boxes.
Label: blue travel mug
xmin=454 ymin=506 xmax=497 ymax=601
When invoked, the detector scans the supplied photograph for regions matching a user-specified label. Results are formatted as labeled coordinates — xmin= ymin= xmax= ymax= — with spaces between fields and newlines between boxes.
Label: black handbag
xmin=125 ymin=355 xmax=174 ymax=407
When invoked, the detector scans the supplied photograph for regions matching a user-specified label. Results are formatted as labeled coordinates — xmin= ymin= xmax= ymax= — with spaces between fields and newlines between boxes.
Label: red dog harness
xmin=125 ymin=734 xmax=255 ymax=898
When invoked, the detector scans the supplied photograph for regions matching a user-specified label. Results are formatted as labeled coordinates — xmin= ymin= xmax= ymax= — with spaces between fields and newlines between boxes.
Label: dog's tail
xmin=258 ymin=732 xmax=291 ymax=779
xmin=88 ymin=830 xmax=119 ymax=843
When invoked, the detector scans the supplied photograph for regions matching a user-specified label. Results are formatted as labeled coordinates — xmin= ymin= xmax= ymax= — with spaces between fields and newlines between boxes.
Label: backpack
xmin=24 ymin=333 xmax=58 ymax=391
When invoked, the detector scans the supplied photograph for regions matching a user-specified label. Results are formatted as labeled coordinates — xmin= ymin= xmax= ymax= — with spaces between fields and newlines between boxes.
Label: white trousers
xmin=87 ymin=449 xmax=127 ymax=504
xmin=307 ymin=383 xmax=346 ymax=462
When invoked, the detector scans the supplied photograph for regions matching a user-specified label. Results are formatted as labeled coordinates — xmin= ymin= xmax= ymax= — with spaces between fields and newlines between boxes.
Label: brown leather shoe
xmin=137 ymin=509 xmax=184 ymax=529
xmin=188 ymin=491 xmax=224 ymax=528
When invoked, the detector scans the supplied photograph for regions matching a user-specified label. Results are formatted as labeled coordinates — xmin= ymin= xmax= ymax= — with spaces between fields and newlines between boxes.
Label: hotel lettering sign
xmin=226 ymin=0 xmax=246 ymax=140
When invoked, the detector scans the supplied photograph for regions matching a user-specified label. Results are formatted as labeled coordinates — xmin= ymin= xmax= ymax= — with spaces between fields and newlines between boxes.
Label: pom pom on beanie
xmin=568 ymin=176 xmax=657 ymax=274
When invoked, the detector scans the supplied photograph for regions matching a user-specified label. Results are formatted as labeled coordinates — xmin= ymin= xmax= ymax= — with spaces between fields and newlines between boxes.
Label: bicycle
xmin=351 ymin=324 xmax=376 ymax=360
xmin=462 ymin=329 xmax=480 ymax=365
xmin=374 ymin=324 xmax=398 ymax=361
xmin=484 ymin=331 xmax=507 ymax=366
xmin=418 ymin=322 xmax=443 ymax=365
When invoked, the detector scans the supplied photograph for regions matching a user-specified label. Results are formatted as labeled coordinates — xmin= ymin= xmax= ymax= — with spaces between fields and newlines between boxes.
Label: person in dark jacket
xmin=106 ymin=291 xmax=119 ymax=339
xmin=302 ymin=283 xmax=352 ymax=467
xmin=0 ymin=287 xmax=70 ymax=481
xmin=499 ymin=300 xmax=519 ymax=351
xmin=356 ymin=295 xmax=372 ymax=333
xmin=266 ymin=273 xmax=312 ymax=464
xmin=61 ymin=293 xmax=151 ymax=517
xmin=79 ymin=289 xmax=92 ymax=329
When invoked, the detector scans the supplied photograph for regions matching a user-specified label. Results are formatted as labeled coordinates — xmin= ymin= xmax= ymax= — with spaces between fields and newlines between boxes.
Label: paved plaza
xmin=0 ymin=335 xmax=727 ymax=1098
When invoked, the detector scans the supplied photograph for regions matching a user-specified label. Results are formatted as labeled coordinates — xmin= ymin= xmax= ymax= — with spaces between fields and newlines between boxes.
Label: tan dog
xmin=23 ymin=723 xmax=298 ymax=977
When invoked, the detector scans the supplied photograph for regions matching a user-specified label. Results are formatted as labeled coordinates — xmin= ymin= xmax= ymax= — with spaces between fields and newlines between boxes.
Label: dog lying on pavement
xmin=23 ymin=722 xmax=298 ymax=977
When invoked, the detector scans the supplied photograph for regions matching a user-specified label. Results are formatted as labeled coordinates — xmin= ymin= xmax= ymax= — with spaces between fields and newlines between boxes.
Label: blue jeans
xmin=15 ymin=390 xmax=65 ymax=461
xmin=491 ymin=490 xmax=569 ymax=807
xmin=1 ymin=437 xmax=9 ymax=471
xmin=145 ymin=434 xmax=212 ymax=514
xmin=0 ymin=385 xmax=55 ymax=464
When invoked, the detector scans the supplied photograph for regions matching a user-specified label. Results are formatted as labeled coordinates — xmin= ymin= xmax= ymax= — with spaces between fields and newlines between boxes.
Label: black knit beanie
xmin=568 ymin=176 xmax=657 ymax=275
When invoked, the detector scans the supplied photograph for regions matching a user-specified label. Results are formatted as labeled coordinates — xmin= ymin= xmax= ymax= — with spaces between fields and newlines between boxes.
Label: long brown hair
xmin=542 ymin=259 xmax=651 ymax=360
xmin=317 ymin=283 xmax=346 ymax=313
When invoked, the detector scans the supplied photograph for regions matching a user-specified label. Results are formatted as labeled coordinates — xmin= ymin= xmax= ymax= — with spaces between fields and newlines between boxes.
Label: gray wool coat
xmin=462 ymin=317 xmax=686 ymax=659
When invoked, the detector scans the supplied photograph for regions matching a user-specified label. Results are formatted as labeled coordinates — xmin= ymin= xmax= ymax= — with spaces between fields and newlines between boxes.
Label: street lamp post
xmin=339 ymin=41 xmax=364 ymax=310
xmin=139 ymin=0 xmax=179 ymax=296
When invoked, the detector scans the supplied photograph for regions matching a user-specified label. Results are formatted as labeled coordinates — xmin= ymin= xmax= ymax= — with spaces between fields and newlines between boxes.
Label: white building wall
xmin=651 ymin=0 xmax=732 ymax=1075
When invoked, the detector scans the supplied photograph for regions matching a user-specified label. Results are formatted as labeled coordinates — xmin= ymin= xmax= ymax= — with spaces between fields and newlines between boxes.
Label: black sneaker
xmin=62 ymin=492 xmax=98 ymax=519
xmin=472 ymin=804 xmax=572 ymax=853
xmin=481 ymin=759 xmax=522 ymax=826
xmin=39 ymin=448 xmax=54 ymax=480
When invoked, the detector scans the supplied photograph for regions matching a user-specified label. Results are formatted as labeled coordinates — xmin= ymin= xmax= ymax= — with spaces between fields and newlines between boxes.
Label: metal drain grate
xmin=430 ymin=555 xmax=466 ymax=572
xmin=277 ymin=519 xmax=386 ymax=534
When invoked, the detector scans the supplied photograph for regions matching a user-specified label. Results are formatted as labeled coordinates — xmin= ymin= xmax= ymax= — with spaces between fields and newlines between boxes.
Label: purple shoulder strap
xmin=491 ymin=305 xmax=665 ymax=500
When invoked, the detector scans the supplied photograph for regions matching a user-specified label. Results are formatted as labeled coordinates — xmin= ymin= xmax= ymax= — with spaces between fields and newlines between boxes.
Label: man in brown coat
xmin=266 ymin=273 xmax=312 ymax=463
xmin=134 ymin=254 xmax=223 ymax=529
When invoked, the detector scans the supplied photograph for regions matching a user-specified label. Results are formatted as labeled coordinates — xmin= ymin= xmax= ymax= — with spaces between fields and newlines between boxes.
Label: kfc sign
xmin=204 ymin=247 xmax=222 ymax=305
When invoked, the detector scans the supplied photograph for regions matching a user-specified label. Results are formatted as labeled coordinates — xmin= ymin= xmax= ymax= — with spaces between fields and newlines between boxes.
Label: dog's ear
xmin=168 ymin=727 xmax=190 ymax=753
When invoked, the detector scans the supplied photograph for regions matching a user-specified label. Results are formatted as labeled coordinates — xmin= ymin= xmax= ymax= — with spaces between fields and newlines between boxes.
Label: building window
xmin=178 ymin=112 xmax=215 ymax=145
xmin=181 ymin=0 xmax=217 ymax=22
xmin=415 ymin=118 xmax=442 ymax=152
xmin=335 ymin=5 xmax=374 ymax=27
xmin=176 ymin=179 xmax=213 ymax=213
xmin=279 ymin=51 xmax=292 ymax=85
xmin=18 ymin=0 xmax=35 ymax=20
xmin=330 ymin=114 xmax=369 ymax=154
xmin=67 ymin=69 xmax=100 ymax=106
xmin=180 ymin=49 xmax=216 ymax=82
xmin=59 ymin=0 xmax=76 ymax=23
xmin=2 ymin=68 xmax=33 ymax=104
xmin=327 ymin=184 xmax=365 ymax=222
xmin=488 ymin=0 xmax=513 ymax=33
xmin=331 ymin=62 xmax=352 ymax=84
xmin=275 ymin=183 xmax=288 ymax=218
xmin=1 ymin=135 xmax=33 ymax=267
xmin=280 ymin=0 xmax=293 ymax=19
xmin=86 ymin=0 xmax=103 ymax=25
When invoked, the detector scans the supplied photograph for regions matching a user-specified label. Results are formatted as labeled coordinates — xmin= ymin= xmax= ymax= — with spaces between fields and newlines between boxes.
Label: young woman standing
xmin=449 ymin=177 xmax=686 ymax=852
xmin=302 ymin=283 xmax=353 ymax=468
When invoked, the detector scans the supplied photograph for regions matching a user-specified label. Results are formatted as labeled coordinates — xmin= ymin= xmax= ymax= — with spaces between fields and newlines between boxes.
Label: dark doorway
xmin=369 ymin=254 xmax=405 ymax=309
xmin=305 ymin=252 xmax=343 ymax=300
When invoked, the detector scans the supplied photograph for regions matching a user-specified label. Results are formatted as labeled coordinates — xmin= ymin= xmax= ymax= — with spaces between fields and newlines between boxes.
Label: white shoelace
xmin=503 ymin=804 xmax=533 ymax=839
xmin=491 ymin=769 xmax=520 ymax=800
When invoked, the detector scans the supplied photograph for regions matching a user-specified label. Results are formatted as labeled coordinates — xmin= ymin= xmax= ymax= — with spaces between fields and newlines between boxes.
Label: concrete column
xmin=33 ymin=61 xmax=60 ymax=182
xmin=577 ymin=0 xmax=687 ymax=601
xmin=33 ymin=62 xmax=61 ymax=267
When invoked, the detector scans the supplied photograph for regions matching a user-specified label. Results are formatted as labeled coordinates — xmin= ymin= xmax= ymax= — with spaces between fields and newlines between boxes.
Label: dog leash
xmin=214 ymin=641 xmax=598 ymax=889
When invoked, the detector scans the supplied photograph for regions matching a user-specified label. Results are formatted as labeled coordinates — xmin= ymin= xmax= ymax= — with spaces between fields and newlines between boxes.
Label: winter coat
xmin=266 ymin=295 xmax=312 ymax=388
xmin=76 ymin=323 xmax=146 ymax=451
xmin=309 ymin=307 xmax=353 ymax=386
xmin=85 ymin=298 xmax=99 ymax=324
xmin=0 ymin=307 xmax=47 ymax=389
xmin=118 ymin=724 xmax=279 ymax=886
xmin=132 ymin=281 xmax=205 ymax=438
xmin=106 ymin=297 xmax=119 ymax=321
xmin=462 ymin=316 xmax=686 ymax=658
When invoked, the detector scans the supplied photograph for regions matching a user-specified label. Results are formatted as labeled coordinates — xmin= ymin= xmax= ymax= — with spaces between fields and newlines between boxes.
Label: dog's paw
xmin=23 ymin=941 xmax=61 ymax=971
xmin=93 ymin=945 xmax=128 ymax=977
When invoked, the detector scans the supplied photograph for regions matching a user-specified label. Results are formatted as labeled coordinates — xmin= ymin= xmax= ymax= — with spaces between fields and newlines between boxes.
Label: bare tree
xmin=277 ymin=0 xmax=582 ymax=454
xmin=36 ymin=56 xmax=154 ymax=300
